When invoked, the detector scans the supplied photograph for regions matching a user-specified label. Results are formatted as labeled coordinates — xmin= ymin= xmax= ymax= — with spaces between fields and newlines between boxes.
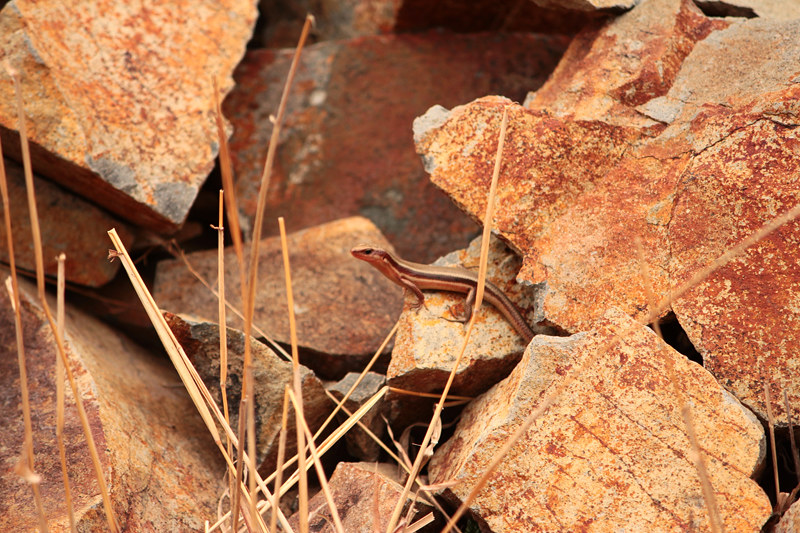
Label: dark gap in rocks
xmin=694 ymin=1 xmax=757 ymax=18
xmin=757 ymin=423 xmax=800 ymax=516
xmin=652 ymin=312 xmax=703 ymax=365
xmin=289 ymin=343 xmax=392 ymax=381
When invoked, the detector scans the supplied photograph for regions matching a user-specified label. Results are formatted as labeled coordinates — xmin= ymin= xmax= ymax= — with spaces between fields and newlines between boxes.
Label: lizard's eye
xmin=362 ymin=248 xmax=374 ymax=255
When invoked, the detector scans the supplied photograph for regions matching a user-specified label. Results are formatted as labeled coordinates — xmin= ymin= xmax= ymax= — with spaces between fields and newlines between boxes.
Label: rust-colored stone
xmin=166 ymin=313 xmax=330 ymax=474
xmin=429 ymin=310 xmax=770 ymax=532
xmin=153 ymin=217 xmax=403 ymax=379
xmin=669 ymin=119 xmax=800 ymax=424
xmin=0 ymin=158 xmax=132 ymax=287
xmin=0 ymin=273 xmax=225 ymax=531
xmin=224 ymin=31 xmax=569 ymax=262
xmin=287 ymin=462 xmax=436 ymax=532
xmin=414 ymin=5 xmax=800 ymax=425
xmin=385 ymin=236 xmax=550 ymax=426
xmin=528 ymin=0 xmax=726 ymax=123
xmin=0 ymin=0 xmax=257 ymax=231
xmin=328 ymin=372 xmax=386 ymax=461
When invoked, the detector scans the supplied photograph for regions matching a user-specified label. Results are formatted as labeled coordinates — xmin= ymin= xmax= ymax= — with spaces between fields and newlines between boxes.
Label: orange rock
xmin=429 ymin=310 xmax=770 ymax=532
xmin=224 ymin=31 xmax=569 ymax=262
xmin=0 ymin=0 xmax=257 ymax=231
xmin=0 ymin=273 xmax=225 ymax=531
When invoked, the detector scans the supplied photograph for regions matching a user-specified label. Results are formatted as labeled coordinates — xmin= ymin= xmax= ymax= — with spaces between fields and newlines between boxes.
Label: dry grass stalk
xmin=213 ymin=190 xmax=238 ymax=531
xmin=387 ymin=106 xmax=511 ymax=533
xmin=0 ymin=119 xmax=50 ymax=533
xmin=108 ymin=230 xmax=293 ymax=532
xmin=56 ymin=253 xmax=77 ymax=532
xmin=387 ymin=387 xmax=472 ymax=403
xmin=287 ymin=387 xmax=345 ymax=532
xmin=6 ymin=62 xmax=119 ymax=532
xmin=270 ymin=387 xmax=292 ymax=533
xmin=213 ymin=77 xmax=245 ymax=278
xmin=637 ymin=239 xmax=723 ymax=533
xmin=4 ymin=279 xmax=48 ymax=533
xmin=235 ymin=16 xmax=314 ymax=526
xmin=278 ymin=216 xmax=310 ymax=533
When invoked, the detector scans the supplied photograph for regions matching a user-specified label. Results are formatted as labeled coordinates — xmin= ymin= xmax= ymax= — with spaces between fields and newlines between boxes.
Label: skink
xmin=351 ymin=245 xmax=534 ymax=343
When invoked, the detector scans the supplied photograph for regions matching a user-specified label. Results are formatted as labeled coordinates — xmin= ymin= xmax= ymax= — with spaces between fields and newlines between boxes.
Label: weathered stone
xmin=415 ymin=96 xmax=653 ymax=329
xmin=0 ymin=0 xmax=257 ymax=231
xmin=328 ymin=371 xmax=386 ymax=461
xmin=694 ymin=0 xmax=800 ymax=18
xmin=154 ymin=217 xmax=402 ymax=379
xmin=287 ymin=462 xmax=435 ymax=533
xmin=776 ymin=497 xmax=800 ymax=533
xmin=224 ymin=31 xmax=569 ymax=262
xmin=429 ymin=310 xmax=770 ymax=532
xmin=531 ymin=0 xmax=636 ymax=11
xmin=668 ymin=118 xmax=800 ymax=425
xmin=526 ymin=0 xmax=726 ymax=125
xmin=0 ymin=272 xmax=224 ymax=531
xmin=385 ymin=236 xmax=550 ymax=426
xmin=259 ymin=0 xmax=602 ymax=49
xmin=165 ymin=313 xmax=330 ymax=474
xmin=0 ymin=158 xmax=132 ymax=287
xmin=415 ymin=4 xmax=800 ymax=424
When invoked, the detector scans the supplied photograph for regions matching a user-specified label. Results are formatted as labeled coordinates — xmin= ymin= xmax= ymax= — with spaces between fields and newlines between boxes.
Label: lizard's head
xmin=350 ymin=245 xmax=391 ymax=265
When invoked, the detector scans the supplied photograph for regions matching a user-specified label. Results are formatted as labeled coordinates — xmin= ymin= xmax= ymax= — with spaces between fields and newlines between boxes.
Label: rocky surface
xmin=0 ymin=158 xmax=132 ymax=287
xmin=154 ymin=216 xmax=403 ymax=379
xmin=287 ymin=462 xmax=436 ymax=532
xmin=165 ymin=313 xmax=331 ymax=473
xmin=429 ymin=310 xmax=770 ymax=532
xmin=327 ymin=371 xmax=387 ymax=461
xmin=0 ymin=0 xmax=257 ymax=232
xmin=414 ymin=0 xmax=800 ymax=425
xmin=224 ymin=31 xmax=569 ymax=261
xmin=0 ymin=273 xmax=225 ymax=532
xmin=5 ymin=0 xmax=800 ymax=530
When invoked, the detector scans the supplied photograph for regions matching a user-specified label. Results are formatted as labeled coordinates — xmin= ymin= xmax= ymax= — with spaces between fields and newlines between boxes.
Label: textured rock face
xmin=224 ymin=31 xmax=569 ymax=262
xmin=0 ymin=274 xmax=224 ymax=531
xmin=154 ymin=216 xmax=403 ymax=378
xmin=0 ymin=0 xmax=257 ymax=231
xmin=287 ymin=462 xmax=435 ymax=532
xmin=165 ymin=314 xmax=330 ymax=473
xmin=414 ymin=0 xmax=800 ymax=424
xmin=429 ymin=310 xmax=770 ymax=532
xmin=0 ymin=158 xmax=132 ymax=287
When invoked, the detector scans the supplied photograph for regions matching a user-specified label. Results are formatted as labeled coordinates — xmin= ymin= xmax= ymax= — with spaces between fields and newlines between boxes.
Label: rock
xmin=154 ymin=216 xmax=402 ymax=379
xmin=287 ymin=462 xmax=436 ymax=533
xmin=0 ymin=0 xmax=257 ymax=232
xmin=0 ymin=158 xmax=132 ymax=287
xmin=224 ymin=31 xmax=569 ymax=262
xmin=428 ymin=310 xmax=770 ymax=532
xmin=259 ymin=0 xmax=602 ymax=48
xmin=526 ymin=0 xmax=726 ymax=124
xmin=415 ymin=2 xmax=800 ymax=424
xmin=531 ymin=0 xmax=636 ymax=11
xmin=165 ymin=313 xmax=330 ymax=474
xmin=385 ymin=236 xmax=549 ymax=425
xmin=327 ymin=371 xmax=386 ymax=461
xmin=776 ymin=498 xmax=800 ymax=533
xmin=0 ymin=272 xmax=224 ymax=531
xmin=694 ymin=0 xmax=800 ymax=18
